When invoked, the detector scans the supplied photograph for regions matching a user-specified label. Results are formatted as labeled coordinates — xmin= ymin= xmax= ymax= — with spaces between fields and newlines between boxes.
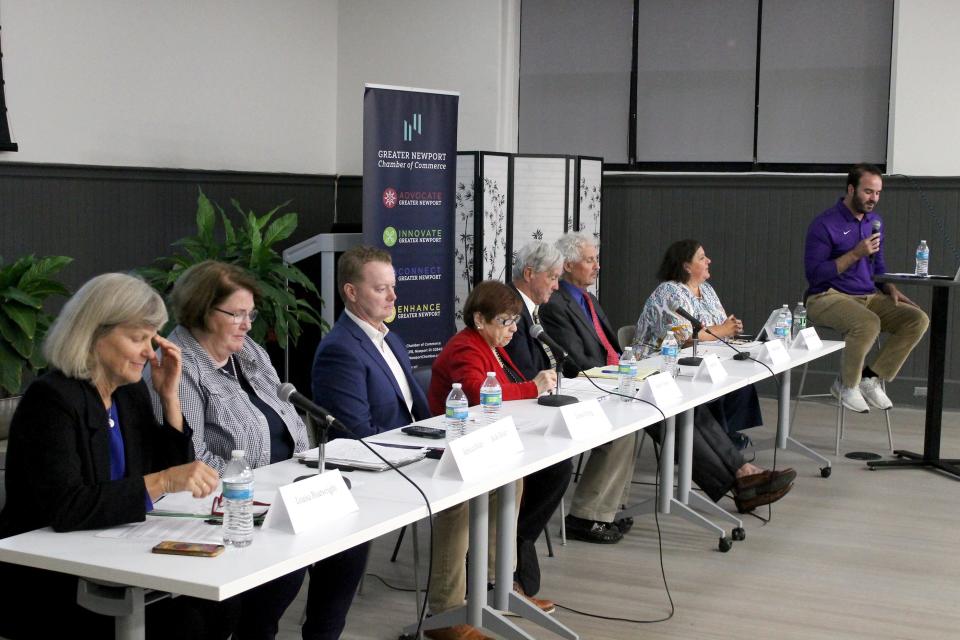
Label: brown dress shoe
xmin=513 ymin=582 xmax=556 ymax=614
xmin=424 ymin=624 xmax=494 ymax=640
xmin=734 ymin=482 xmax=793 ymax=513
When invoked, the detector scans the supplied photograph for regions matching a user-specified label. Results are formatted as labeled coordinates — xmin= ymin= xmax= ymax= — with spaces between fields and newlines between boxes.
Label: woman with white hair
xmin=0 ymin=273 xmax=236 ymax=639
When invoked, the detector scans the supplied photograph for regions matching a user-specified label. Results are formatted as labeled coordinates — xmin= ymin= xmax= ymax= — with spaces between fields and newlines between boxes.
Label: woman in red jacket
xmin=429 ymin=280 xmax=556 ymax=413
xmin=423 ymin=280 xmax=557 ymax=640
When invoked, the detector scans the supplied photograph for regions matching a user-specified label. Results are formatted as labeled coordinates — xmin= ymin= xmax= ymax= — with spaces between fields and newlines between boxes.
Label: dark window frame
xmin=0 ymin=25 xmax=18 ymax=152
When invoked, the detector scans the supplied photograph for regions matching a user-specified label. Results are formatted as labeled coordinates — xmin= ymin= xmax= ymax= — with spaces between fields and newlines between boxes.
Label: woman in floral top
xmin=634 ymin=240 xmax=743 ymax=355
xmin=629 ymin=240 xmax=795 ymax=513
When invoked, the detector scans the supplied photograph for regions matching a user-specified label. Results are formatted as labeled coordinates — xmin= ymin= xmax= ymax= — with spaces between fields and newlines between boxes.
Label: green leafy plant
xmin=140 ymin=189 xmax=325 ymax=348
xmin=0 ymin=255 xmax=72 ymax=396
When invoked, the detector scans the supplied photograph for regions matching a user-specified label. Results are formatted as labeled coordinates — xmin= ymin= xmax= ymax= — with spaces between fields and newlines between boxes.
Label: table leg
xmin=868 ymin=287 xmax=958 ymax=478
xmin=490 ymin=482 xmax=579 ymax=640
xmin=77 ymin=579 xmax=147 ymax=640
xmin=756 ymin=365 xmax=833 ymax=473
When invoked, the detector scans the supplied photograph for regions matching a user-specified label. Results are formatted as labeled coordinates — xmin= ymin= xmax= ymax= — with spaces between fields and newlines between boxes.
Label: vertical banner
xmin=363 ymin=84 xmax=459 ymax=366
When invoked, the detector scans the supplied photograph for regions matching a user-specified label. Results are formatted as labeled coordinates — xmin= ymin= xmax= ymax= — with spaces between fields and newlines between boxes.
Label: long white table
xmin=0 ymin=339 xmax=843 ymax=640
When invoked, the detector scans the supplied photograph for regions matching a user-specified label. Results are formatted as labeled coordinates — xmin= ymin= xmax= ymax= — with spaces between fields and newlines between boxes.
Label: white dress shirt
xmin=344 ymin=308 xmax=414 ymax=414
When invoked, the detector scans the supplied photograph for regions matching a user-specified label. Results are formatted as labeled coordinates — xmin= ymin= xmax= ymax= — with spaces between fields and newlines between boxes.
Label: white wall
xmin=887 ymin=0 xmax=960 ymax=175
xmin=335 ymin=0 xmax=520 ymax=175
xmin=0 ymin=0 xmax=339 ymax=173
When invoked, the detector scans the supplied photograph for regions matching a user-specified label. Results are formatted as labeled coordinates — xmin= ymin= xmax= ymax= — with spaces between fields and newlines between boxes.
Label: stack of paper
xmin=297 ymin=440 xmax=426 ymax=471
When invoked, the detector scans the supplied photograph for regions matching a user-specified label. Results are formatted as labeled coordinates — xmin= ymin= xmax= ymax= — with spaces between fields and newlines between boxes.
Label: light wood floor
xmin=279 ymin=398 xmax=960 ymax=639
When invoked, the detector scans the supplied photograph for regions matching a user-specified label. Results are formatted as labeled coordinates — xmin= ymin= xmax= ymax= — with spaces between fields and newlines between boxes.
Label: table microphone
xmin=530 ymin=323 xmax=569 ymax=359
xmin=530 ymin=324 xmax=579 ymax=406
xmin=278 ymin=383 xmax=352 ymax=486
xmin=672 ymin=306 xmax=703 ymax=365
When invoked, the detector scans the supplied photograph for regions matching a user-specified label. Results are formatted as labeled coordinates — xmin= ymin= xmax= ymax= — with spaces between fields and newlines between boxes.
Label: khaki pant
xmin=428 ymin=479 xmax=523 ymax=614
xmin=570 ymin=432 xmax=640 ymax=523
xmin=806 ymin=288 xmax=929 ymax=388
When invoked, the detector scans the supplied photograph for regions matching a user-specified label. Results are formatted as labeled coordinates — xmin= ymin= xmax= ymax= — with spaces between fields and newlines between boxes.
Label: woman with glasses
xmin=146 ymin=260 xmax=367 ymax=640
xmin=422 ymin=280 xmax=557 ymax=640
xmin=0 ymin=273 xmax=238 ymax=639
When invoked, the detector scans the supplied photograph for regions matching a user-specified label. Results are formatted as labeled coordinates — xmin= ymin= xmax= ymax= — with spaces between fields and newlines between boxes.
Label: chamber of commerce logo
xmin=403 ymin=113 xmax=422 ymax=142
xmin=382 ymin=226 xmax=398 ymax=247
xmin=382 ymin=187 xmax=397 ymax=209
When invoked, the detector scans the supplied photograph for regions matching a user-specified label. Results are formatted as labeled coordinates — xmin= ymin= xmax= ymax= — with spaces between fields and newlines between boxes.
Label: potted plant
xmin=0 ymin=254 xmax=72 ymax=458
xmin=139 ymin=189 xmax=325 ymax=348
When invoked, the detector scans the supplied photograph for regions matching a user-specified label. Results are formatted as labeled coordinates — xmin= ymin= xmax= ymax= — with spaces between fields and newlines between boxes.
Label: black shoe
xmin=564 ymin=514 xmax=622 ymax=544
xmin=614 ymin=516 xmax=634 ymax=535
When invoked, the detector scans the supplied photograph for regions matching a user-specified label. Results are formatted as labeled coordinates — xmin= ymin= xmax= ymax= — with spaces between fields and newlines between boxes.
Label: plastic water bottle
xmin=774 ymin=305 xmax=791 ymax=345
xmin=915 ymin=240 xmax=929 ymax=277
xmin=792 ymin=302 xmax=807 ymax=340
xmin=479 ymin=372 xmax=502 ymax=423
xmin=617 ymin=347 xmax=638 ymax=401
xmin=660 ymin=333 xmax=679 ymax=378
xmin=222 ymin=450 xmax=254 ymax=548
xmin=445 ymin=383 xmax=469 ymax=440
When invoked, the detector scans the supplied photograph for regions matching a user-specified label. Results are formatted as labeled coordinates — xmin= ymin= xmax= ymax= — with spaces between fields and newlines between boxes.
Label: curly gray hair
xmin=555 ymin=231 xmax=599 ymax=263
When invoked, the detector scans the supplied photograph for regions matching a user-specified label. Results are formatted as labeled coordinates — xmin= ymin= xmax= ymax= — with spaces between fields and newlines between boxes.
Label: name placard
xmin=636 ymin=371 xmax=683 ymax=407
xmin=433 ymin=416 xmax=524 ymax=482
xmin=544 ymin=398 xmax=612 ymax=440
xmin=792 ymin=327 xmax=822 ymax=350
xmin=694 ymin=353 xmax=728 ymax=384
xmin=758 ymin=339 xmax=791 ymax=367
xmin=262 ymin=470 xmax=358 ymax=534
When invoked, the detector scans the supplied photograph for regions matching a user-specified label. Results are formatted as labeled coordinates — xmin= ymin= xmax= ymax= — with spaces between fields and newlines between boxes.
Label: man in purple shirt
xmin=804 ymin=163 xmax=929 ymax=413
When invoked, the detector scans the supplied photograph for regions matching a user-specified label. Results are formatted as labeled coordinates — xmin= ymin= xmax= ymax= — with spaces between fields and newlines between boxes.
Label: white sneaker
xmin=830 ymin=378 xmax=870 ymax=413
xmin=859 ymin=377 xmax=893 ymax=410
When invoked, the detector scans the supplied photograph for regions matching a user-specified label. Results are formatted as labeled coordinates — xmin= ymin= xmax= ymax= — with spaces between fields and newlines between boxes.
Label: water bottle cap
xmin=452 ymin=383 xmax=462 ymax=389
xmin=486 ymin=371 xmax=495 ymax=377
xmin=231 ymin=449 xmax=245 ymax=458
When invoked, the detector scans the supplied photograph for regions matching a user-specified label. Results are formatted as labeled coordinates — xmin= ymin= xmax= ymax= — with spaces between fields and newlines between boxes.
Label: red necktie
xmin=583 ymin=294 xmax=619 ymax=366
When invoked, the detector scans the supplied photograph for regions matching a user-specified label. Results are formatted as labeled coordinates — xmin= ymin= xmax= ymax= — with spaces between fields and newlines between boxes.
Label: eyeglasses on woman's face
xmin=214 ymin=307 xmax=258 ymax=325
xmin=493 ymin=314 xmax=521 ymax=327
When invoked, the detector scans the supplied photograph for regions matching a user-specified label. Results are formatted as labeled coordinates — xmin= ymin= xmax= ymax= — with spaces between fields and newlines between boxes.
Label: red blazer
xmin=428 ymin=328 xmax=539 ymax=416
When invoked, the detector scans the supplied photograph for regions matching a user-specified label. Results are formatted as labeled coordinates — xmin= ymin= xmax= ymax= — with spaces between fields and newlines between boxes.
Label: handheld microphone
xmin=530 ymin=323 xmax=569 ymax=359
xmin=870 ymin=219 xmax=882 ymax=263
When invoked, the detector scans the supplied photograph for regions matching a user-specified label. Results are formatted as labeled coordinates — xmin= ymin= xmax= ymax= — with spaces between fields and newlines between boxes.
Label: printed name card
xmin=758 ymin=339 xmax=791 ymax=367
xmin=636 ymin=371 xmax=683 ymax=407
xmin=544 ymin=398 xmax=612 ymax=440
xmin=693 ymin=353 xmax=728 ymax=384
xmin=262 ymin=470 xmax=358 ymax=534
xmin=433 ymin=416 xmax=524 ymax=482
xmin=792 ymin=327 xmax=822 ymax=350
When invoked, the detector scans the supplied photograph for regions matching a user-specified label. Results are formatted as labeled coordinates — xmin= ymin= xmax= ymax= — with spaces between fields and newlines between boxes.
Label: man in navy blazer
xmin=312 ymin=246 xmax=430 ymax=440
xmin=539 ymin=232 xmax=637 ymax=545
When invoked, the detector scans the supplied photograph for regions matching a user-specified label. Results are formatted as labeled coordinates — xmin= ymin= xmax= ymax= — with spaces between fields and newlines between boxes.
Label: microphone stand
xmin=296 ymin=413 xmax=352 ymax=489
xmin=537 ymin=353 xmax=579 ymax=407
xmin=677 ymin=320 xmax=704 ymax=366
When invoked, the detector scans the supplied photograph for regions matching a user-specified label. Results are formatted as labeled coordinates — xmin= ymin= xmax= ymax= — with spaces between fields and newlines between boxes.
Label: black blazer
xmin=539 ymin=284 xmax=621 ymax=378
xmin=503 ymin=284 xmax=552 ymax=381
xmin=0 ymin=370 xmax=193 ymax=538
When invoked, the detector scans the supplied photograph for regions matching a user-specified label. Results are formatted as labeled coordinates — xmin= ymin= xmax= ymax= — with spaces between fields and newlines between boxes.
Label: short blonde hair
xmin=43 ymin=273 xmax=168 ymax=380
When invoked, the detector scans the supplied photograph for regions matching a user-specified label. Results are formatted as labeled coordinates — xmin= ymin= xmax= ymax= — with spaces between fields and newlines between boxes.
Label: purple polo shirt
xmin=804 ymin=198 xmax=885 ymax=296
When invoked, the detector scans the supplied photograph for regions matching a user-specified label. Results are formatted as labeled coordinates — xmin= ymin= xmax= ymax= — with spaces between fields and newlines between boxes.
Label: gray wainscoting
xmin=601 ymin=173 xmax=960 ymax=408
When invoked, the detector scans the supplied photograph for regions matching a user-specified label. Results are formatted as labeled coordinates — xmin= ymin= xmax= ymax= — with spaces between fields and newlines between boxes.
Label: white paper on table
xmin=96 ymin=518 xmax=223 ymax=544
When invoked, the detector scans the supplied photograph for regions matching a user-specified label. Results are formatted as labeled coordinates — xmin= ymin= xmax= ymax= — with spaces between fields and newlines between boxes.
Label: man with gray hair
xmin=539 ymin=232 xmax=637 ymax=544
xmin=504 ymin=241 xmax=571 ymax=597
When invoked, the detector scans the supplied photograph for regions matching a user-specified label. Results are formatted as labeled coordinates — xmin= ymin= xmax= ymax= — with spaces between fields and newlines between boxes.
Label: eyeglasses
xmin=214 ymin=307 xmax=258 ymax=324
xmin=494 ymin=314 xmax=521 ymax=327
xmin=210 ymin=493 xmax=271 ymax=517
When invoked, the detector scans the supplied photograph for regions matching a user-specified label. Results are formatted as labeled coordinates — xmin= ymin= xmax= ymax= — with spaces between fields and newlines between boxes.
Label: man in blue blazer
xmin=312 ymin=246 xmax=430 ymax=439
